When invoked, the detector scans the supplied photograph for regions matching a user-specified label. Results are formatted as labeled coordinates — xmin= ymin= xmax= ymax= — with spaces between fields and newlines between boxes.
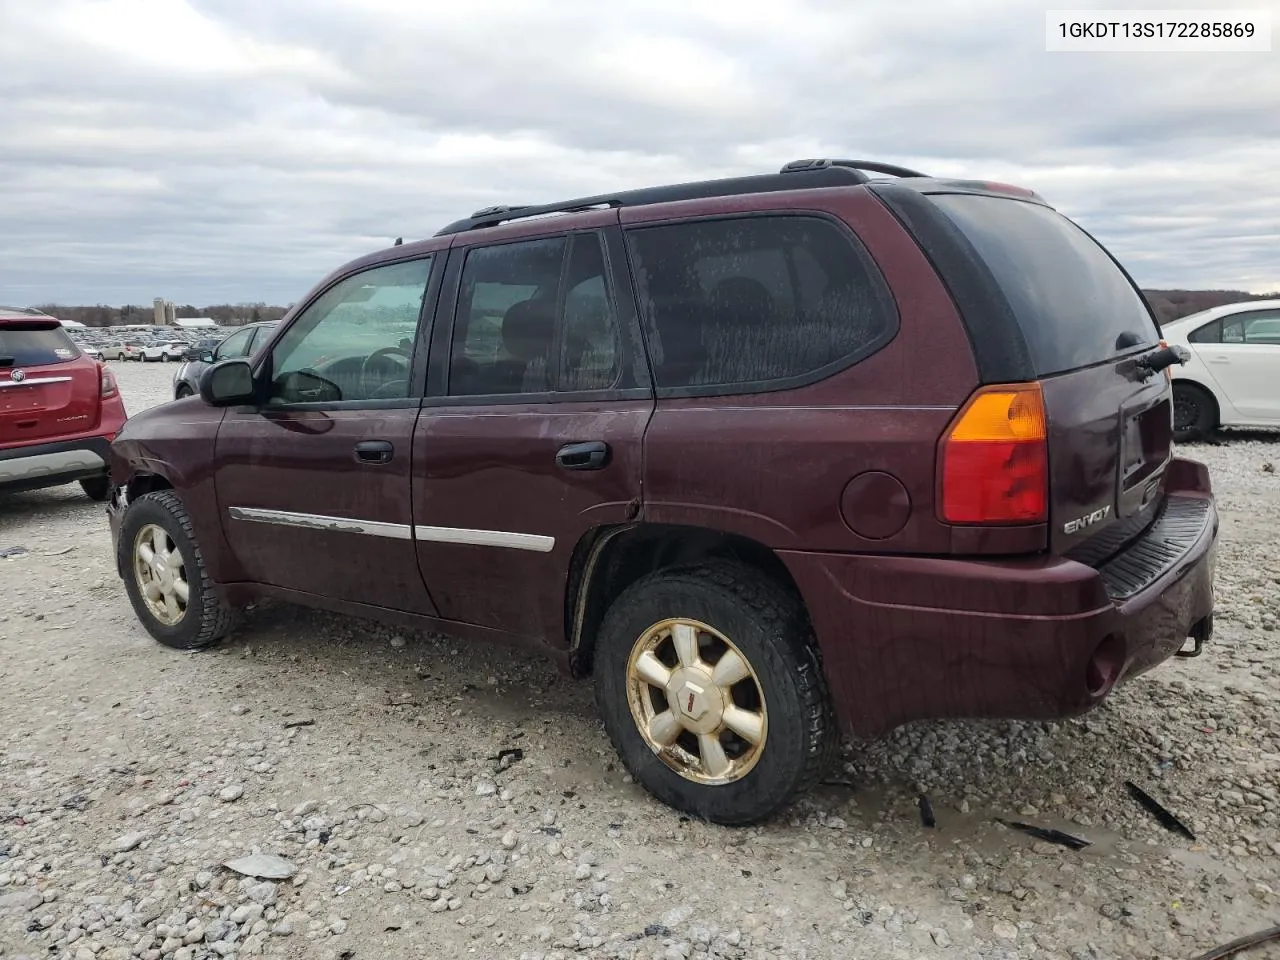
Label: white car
xmin=1162 ymin=298 xmax=1280 ymax=440
xmin=139 ymin=341 xmax=188 ymax=362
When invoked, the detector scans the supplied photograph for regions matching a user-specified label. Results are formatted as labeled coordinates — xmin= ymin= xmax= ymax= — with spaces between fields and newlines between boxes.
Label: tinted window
xmin=0 ymin=323 xmax=80 ymax=366
xmin=1237 ymin=310 xmax=1280 ymax=344
xmin=930 ymin=195 xmax=1159 ymax=376
xmin=625 ymin=216 xmax=896 ymax=390
xmin=450 ymin=234 xmax=623 ymax=396
xmin=1188 ymin=319 xmax=1220 ymax=343
xmin=559 ymin=235 xmax=621 ymax=392
xmin=267 ymin=257 xmax=432 ymax=404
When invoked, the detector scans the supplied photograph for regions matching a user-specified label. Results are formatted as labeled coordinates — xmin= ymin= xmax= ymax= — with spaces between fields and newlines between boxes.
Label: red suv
xmin=1 ymin=308 xmax=125 ymax=501
xmin=105 ymin=160 xmax=1217 ymax=825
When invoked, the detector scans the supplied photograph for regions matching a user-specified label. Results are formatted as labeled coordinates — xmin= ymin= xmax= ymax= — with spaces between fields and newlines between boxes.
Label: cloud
xmin=0 ymin=0 xmax=1276 ymax=306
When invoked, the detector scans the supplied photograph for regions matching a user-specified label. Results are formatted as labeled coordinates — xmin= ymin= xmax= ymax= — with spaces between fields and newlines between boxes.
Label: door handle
xmin=556 ymin=441 xmax=609 ymax=471
xmin=1208 ymin=355 xmax=1229 ymax=364
xmin=354 ymin=440 xmax=394 ymax=464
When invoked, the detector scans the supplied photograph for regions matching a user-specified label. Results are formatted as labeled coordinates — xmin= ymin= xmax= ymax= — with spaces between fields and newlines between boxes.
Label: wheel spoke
xmin=143 ymin=581 xmax=162 ymax=601
xmin=671 ymin=622 xmax=700 ymax=668
xmin=712 ymin=649 xmax=750 ymax=687
xmin=163 ymin=593 xmax=181 ymax=621
xmin=150 ymin=528 xmax=166 ymax=559
xmin=634 ymin=650 xmax=672 ymax=689
xmin=722 ymin=705 xmax=764 ymax=745
xmin=137 ymin=542 xmax=155 ymax=565
xmin=698 ymin=733 xmax=730 ymax=778
xmin=172 ymin=579 xmax=189 ymax=603
xmin=648 ymin=710 xmax=682 ymax=747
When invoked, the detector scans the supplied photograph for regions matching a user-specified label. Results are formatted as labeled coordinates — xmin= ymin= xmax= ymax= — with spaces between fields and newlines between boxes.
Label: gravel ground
xmin=1 ymin=360 xmax=1278 ymax=960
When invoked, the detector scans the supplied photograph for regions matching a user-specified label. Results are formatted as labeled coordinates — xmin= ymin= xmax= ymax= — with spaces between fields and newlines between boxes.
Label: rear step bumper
xmin=780 ymin=457 xmax=1217 ymax=739
xmin=0 ymin=436 xmax=112 ymax=494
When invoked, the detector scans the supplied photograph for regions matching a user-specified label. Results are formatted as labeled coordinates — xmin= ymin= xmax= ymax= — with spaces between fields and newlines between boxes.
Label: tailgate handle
xmin=556 ymin=441 xmax=609 ymax=471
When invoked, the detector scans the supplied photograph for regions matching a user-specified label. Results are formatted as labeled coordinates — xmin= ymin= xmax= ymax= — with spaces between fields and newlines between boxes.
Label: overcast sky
xmin=1 ymin=0 xmax=1277 ymax=306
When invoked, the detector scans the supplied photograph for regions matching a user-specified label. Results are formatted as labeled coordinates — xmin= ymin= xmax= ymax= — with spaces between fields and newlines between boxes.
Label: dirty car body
xmin=106 ymin=159 xmax=1217 ymax=825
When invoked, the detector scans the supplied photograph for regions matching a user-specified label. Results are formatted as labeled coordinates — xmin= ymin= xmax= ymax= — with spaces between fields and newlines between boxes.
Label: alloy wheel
xmin=626 ymin=618 xmax=767 ymax=785
xmin=133 ymin=523 xmax=190 ymax=625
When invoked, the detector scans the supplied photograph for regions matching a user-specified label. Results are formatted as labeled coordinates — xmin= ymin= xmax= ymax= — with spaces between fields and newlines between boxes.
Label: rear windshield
xmin=930 ymin=194 xmax=1160 ymax=376
xmin=0 ymin=323 xmax=81 ymax=366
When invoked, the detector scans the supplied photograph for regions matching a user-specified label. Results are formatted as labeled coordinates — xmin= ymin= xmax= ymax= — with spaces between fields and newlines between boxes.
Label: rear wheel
xmin=1173 ymin=383 xmax=1217 ymax=442
xmin=118 ymin=490 xmax=237 ymax=650
xmin=80 ymin=476 xmax=111 ymax=501
xmin=594 ymin=562 xmax=835 ymax=825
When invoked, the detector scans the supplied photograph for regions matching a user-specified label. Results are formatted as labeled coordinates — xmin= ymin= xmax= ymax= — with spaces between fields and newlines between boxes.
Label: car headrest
xmin=501 ymin=298 xmax=555 ymax=362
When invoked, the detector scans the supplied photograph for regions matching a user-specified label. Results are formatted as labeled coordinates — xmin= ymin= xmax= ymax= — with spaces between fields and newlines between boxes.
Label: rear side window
xmin=929 ymin=195 xmax=1160 ymax=377
xmin=625 ymin=215 xmax=897 ymax=391
xmin=0 ymin=323 xmax=81 ymax=366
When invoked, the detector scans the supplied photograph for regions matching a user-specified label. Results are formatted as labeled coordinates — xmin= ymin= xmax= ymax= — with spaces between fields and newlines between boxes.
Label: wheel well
xmin=1172 ymin=378 xmax=1220 ymax=426
xmin=566 ymin=523 xmax=805 ymax=677
xmin=127 ymin=473 xmax=173 ymax=501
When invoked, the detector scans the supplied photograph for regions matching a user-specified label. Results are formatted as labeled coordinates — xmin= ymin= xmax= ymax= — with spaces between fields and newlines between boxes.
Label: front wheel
xmin=175 ymin=384 xmax=193 ymax=399
xmin=594 ymin=563 xmax=835 ymax=826
xmin=118 ymin=490 xmax=237 ymax=650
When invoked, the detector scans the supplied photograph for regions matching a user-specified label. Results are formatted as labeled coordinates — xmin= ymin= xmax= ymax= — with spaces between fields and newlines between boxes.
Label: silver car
xmin=172 ymin=322 xmax=278 ymax=399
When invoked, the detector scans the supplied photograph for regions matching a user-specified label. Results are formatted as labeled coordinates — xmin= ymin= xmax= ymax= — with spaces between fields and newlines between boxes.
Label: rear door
xmin=923 ymin=193 xmax=1171 ymax=557
xmin=1199 ymin=309 xmax=1280 ymax=421
xmin=0 ymin=320 xmax=101 ymax=446
xmin=412 ymin=225 xmax=652 ymax=642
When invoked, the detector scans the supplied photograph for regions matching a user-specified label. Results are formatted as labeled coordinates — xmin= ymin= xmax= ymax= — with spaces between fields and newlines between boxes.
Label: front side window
xmin=449 ymin=233 xmax=623 ymax=397
xmin=266 ymin=257 xmax=432 ymax=404
xmin=625 ymin=215 xmax=897 ymax=390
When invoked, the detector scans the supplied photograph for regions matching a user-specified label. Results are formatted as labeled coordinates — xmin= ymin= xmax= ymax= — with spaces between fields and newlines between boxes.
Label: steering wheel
xmin=360 ymin=346 xmax=411 ymax=398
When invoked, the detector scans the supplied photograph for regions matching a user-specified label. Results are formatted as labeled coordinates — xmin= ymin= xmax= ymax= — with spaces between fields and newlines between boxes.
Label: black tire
xmin=175 ymin=384 xmax=193 ymax=399
xmin=80 ymin=476 xmax=111 ymax=501
xmin=117 ymin=490 xmax=237 ymax=650
xmin=1173 ymin=383 xmax=1217 ymax=442
xmin=594 ymin=562 xmax=835 ymax=826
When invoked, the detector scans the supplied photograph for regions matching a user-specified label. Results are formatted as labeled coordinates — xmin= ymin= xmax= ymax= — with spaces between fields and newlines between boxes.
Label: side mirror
xmin=199 ymin=360 xmax=256 ymax=406
xmin=200 ymin=351 xmax=215 ymax=363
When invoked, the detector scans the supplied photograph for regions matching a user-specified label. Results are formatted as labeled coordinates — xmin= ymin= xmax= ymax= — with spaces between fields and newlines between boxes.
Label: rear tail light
xmin=100 ymin=365 xmax=119 ymax=399
xmin=1159 ymin=339 xmax=1173 ymax=381
xmin=939 ymin=382 xmax=1048 ymax=524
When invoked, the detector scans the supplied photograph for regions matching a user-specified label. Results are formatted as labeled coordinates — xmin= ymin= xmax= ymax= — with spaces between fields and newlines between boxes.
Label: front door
xmin=413 ymin=227 xmax=653 ymax=642
xmin=214 ymin=254 xmax=442 ymax=613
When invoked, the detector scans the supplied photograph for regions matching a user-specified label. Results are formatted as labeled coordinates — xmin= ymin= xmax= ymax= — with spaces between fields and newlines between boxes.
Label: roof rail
xmin=780 ymin=158 xmax=930 ymax=178
xmin=433 ymin=164 xmax=875 ymax=236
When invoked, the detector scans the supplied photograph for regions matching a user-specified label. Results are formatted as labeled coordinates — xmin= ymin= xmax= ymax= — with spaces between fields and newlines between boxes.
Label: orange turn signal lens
xmin=946 ymin=383 xmax=1047 ymax=442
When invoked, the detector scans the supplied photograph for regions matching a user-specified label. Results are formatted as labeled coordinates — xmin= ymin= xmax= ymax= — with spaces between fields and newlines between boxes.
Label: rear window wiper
xmin=1136 ymin=343 xmax=1189 ymax=377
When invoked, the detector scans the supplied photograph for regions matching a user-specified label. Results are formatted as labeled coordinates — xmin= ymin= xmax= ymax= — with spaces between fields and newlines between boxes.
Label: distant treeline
xmin=32 ymin=303 xmax=292 ymax=327
xmin=29 ymin=289 xmax=1279 ymax=329
xmin=1143 ymin=289 xmax=1278 ymax=326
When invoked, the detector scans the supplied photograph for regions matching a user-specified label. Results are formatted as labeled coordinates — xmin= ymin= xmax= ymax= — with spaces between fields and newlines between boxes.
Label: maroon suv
xmin=105 ymin=160 xmax=1217 ymax=825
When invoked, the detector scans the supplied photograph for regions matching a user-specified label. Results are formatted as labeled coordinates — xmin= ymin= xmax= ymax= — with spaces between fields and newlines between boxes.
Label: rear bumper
xmin=781 ymin=458 xmax=1218 ymax=739
xmin=0 ymin=436 xmax=112 ymax=494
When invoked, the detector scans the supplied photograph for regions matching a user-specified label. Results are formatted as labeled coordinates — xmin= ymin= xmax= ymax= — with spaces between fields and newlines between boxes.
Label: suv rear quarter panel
xmin=629 ymin=188 xmax=1014 ymax=554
